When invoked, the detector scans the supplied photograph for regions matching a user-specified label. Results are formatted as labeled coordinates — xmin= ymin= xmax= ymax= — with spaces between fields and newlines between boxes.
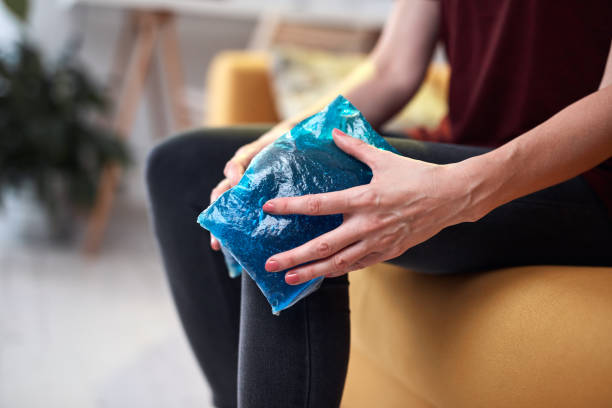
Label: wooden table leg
xmin=159 ymin=12 xmax=191 ymax=131
xmin=84 ymin=11 xmax=160 ymax=254
xmin=108 ymin=10 xmax=137 ymax=106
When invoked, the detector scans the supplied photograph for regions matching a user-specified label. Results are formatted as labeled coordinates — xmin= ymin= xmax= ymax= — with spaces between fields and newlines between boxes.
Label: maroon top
xmin=438 ymin=0 xmax=612 ymax=214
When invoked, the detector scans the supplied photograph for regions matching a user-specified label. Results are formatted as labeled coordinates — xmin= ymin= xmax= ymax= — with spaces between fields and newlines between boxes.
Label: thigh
xmin=383 ymin=137 xmax=612 ymax=274
xmin=147 ymin=126 xmax=271 ymax=211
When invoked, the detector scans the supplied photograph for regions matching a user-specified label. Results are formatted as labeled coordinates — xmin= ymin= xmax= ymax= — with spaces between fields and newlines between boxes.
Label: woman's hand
xmin=210 ymin=123 xmax=293 ymax=250
xmin=262 ymin=128 xmax=482 ymax=284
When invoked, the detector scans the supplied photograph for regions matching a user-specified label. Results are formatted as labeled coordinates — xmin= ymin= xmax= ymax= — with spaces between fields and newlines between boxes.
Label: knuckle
xmin=307 ymin=197 xmax=322 ymax=214
xmin=362 ymin=219 xmax=382 ymax=234
xmin=224 ymin=162 xmax=239 ymax=179
xmin=379 ymin=233 xmax=397 ymax=247
xmin=355 ymin=189 xmax=381 ymax=208
xmin=376 ymin=210 xmax=398 ymax=225
xmin=315 ymin=241 xmax=332 ymax=257
xmin=389 ymin=246 xmax=404 ymax=258
xmin=235 ymin=145 xmax=249 ymax=156
xmin=371 ymin=216 xmax=388 ymax=230
xmin=301 ymin=267 xmax=315 ymax=282
xmin=283 ymin=254 xmax=295 ymax=268
xmin=278 ymin=198 xmax=289 ymax=212
xmin=333 ymin=254 xmax=349 ymax=272
xmin=361 ymin=251 xmax=381 ymax=264
xmin=211 ymin=188 xmax=222 ymax=201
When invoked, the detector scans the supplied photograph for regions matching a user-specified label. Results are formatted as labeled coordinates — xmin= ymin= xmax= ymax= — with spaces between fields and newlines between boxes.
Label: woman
xmin=147 ymin=1 xmax=612 ymax=407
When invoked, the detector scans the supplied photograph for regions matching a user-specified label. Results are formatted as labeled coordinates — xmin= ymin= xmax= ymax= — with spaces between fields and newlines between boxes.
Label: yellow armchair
xmin=204 ymin=50 xmax=612 ymax=407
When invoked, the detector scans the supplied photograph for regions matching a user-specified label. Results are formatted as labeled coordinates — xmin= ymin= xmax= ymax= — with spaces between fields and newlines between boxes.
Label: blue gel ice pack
xmin=197 ymin=95 xmax=398 ymax=314
xmin=220 ymin=245 xmax=243 ymax=278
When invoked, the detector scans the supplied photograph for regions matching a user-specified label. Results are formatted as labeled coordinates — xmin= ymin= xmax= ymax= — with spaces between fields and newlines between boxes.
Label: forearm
xmin=344 ymin=62 xmax=422 ymax=129
xmin=274 ymin=55 xmax=423 ymax=135
xmin=456 ymin=84 xmax=612 ymax=222
xmin=260 ymin=60 xmax=388 ymax=142
xmin=271 ymin=0 xmax=439 ymax=133
xmin=277 ymin=59 xmax=381 ymax=128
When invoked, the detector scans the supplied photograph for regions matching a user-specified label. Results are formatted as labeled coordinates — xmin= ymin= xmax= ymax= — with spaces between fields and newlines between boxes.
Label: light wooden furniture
xmin=83 ymin=9 xmax=190 ymax=253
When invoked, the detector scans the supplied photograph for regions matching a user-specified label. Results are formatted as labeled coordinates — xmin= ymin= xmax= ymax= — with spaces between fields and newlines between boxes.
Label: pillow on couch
xmin=269 ymin=46 xmax=449 ymax=132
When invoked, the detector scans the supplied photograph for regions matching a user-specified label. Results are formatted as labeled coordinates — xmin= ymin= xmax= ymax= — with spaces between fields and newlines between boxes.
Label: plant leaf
xmin=2 ymin=0 xmax=29 ymax=21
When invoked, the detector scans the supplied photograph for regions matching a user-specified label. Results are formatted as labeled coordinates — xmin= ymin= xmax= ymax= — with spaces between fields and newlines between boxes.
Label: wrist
xmin=446 ymin=154 xmax=507 ymax=223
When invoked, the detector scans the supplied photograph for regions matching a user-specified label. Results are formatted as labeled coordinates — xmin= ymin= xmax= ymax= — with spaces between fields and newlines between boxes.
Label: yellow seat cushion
xmin=206 ymin=51 xmax=279 ymax=126
xmin=342 ymin=263 xmax=612 ymax=407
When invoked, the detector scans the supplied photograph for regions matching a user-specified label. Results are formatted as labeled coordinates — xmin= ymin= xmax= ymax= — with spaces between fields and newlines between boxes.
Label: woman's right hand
xmin=209 ymin=123 xmax=293 ymax=250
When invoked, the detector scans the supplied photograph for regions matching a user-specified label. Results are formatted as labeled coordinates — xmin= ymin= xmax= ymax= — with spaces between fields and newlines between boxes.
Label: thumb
xmin=332 ymin=128 xmax=383 ymax=168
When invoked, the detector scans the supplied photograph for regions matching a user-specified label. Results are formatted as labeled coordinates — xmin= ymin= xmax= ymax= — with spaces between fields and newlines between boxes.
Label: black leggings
xmin=145 ymin=127 xmax=612 ymax=408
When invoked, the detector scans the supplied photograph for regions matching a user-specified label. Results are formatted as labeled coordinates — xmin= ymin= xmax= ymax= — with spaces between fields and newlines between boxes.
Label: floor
xmin=0 ymin=201 xmax=214 ymax=408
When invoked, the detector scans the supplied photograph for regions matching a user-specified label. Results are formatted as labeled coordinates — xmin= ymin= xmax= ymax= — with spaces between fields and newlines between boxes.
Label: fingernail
xmin=285 ymin=272 xmax=300 ymax=285
xmin=263 ymin=201 xmax=275 ymax=212
xmin=333 ymin=128 xmax=347 ymax=137
xmin=266 ymin=259 xmax=280 ymax=272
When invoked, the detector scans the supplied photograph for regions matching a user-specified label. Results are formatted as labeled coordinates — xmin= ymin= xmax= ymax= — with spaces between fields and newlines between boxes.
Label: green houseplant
xmin=0 ymin=0 xmax=130 ymax=240
xmin=2 ymin=0 xmax=28 ymax=22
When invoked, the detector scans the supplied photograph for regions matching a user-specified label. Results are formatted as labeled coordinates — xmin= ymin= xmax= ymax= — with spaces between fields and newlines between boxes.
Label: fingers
xmin=224 ymin=143 xmax=261 ymax=185
xmin=323 ymin=240 xmax=392 ymax=278
xmin=210 ymin=178 xmax=232 ymax=203
xmin=284 ymin=240 xmax=373 ymax=285
xmin=263 ymin=185 xmax=370 ymax=216
xmin=210 ymin=178 xmax=232 ymax=251
xmin=224 ymin=161 xmax=245 ymax=186
xmin=332 ymin=128 xmax=385 ymax=168
xmin=265 ymin=218 xmax=362 ymax=272
xmin=210 ymin=235 xmax=221 ymax=251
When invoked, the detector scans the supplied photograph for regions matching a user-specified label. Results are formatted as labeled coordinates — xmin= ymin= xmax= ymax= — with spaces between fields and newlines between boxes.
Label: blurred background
xmin=0 ymin=0 xmax=447 ymax=406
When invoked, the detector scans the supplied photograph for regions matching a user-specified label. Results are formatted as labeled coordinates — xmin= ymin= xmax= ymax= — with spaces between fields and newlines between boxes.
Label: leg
xmin=382 ymin=137 xmax=612 ymax=274
xmin=238 ymin=269 xmax=349 ymax=408
xmin=146 ymin=127 xmax=268 ymax=407
xmin=147 ymin=127 xmax=351 ymax=408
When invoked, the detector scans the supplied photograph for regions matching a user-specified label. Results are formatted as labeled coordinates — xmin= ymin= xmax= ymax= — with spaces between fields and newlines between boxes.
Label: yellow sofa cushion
xmin=269 ymin=46 xmax=449 ymax=131
xmin=342 ymin=264 xmax=612 ymax=407
xmin=206 ymin=51 xmax=279 ymax=126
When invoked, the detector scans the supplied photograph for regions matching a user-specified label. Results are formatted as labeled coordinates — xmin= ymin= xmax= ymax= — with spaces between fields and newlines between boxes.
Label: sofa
xmin=204 ymin=51 xmax=612 ymax=407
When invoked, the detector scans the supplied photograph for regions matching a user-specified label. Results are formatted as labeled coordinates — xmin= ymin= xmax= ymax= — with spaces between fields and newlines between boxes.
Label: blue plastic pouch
xmin=197 ymin=95 xmax=398 ymax=314
xmin=220 ymin=245 xmax=243 ymax=278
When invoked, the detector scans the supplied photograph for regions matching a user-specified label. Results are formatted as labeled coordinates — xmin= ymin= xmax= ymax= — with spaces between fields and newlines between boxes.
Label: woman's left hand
xmin=262 ymin=128 xmax=482 ymax=285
